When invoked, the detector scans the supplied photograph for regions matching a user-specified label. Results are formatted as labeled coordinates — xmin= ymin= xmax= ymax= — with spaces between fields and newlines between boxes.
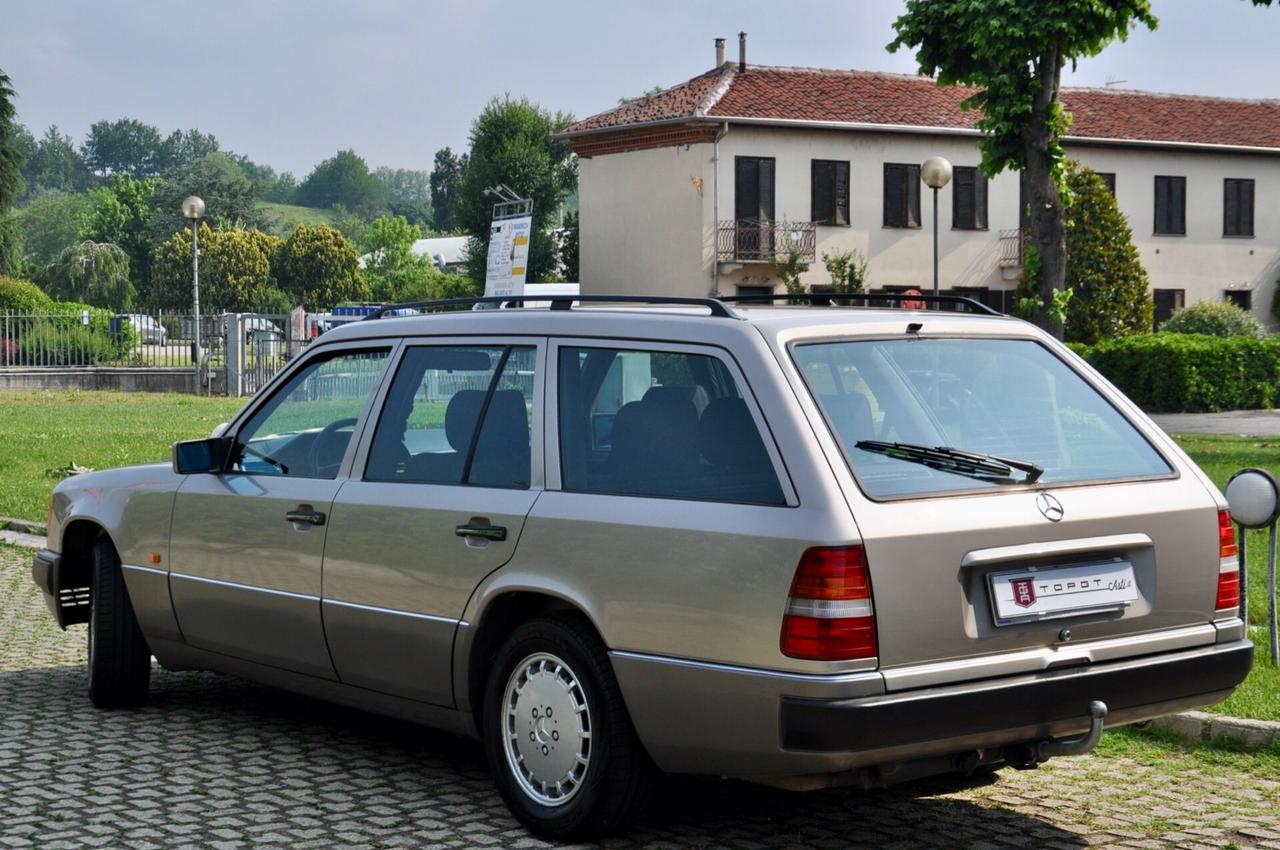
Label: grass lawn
xmin=0 ymin=391 xmax=1276 ymax=720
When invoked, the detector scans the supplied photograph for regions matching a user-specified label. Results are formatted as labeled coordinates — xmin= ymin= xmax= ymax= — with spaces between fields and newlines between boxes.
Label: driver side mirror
xmin=173 ymin=437 xmax=231 ymax=475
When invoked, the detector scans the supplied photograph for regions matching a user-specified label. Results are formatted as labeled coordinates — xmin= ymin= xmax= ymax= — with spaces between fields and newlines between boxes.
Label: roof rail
xmin=716 ymin=292 xmax=1002 ymax=316
xmin=362 ymin=294 xmax=737 ymax=320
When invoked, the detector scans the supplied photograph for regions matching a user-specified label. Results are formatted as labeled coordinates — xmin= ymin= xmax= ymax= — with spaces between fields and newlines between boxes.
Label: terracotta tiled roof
xmin=559 ymin=65 xmax=1280 ymax=151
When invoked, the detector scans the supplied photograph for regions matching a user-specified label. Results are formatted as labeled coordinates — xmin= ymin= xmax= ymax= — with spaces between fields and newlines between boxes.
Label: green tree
xmin=36 ymin=241 xmax=134 ymax=309
xmin=822 ymin=248 xmax=869 ymax=296
xmin=17 ymin=189 xmax=92 ymax=266
xmin=81 ymin=118 xmax=165 ymax=177
xmin=24 ymin=126 xmax=91 ymax=193
xmin=455 ymin=97 xmax=576 ymax=284
xmin=0 ymin=69 xmax=25 ymax=275
xmin=296 ymin=149 xmax=387 ymax=217
xmin=1062 ymin=163 xmax=1153 ymax=344
xmin=558 ymin=210 xmax=579 ymax=282
xmin=80 ymin=174 xmax=158 ymax=299
xmin=149 ymin=152 xmax=263 ymax=239
xmin=150 ymin=225 xmax=283 ymax=312
xmin=157 ymin=129 xmax=220 ymax=173
xmin=429 ymin=147 xmax=466 ymax=232
xmin=772 ymin=245 xmax=810 ymax=301
xmin=374 ymin=167 xmax=433 ymax=225
xmin=274 ymin=224 xmax=369 ymax=310
xmin=889 ymin=1 xmax=1156 ymax=337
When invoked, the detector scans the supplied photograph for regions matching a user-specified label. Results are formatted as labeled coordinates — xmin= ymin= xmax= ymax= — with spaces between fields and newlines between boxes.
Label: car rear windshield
xmin=793 ymin=337 xmax=1171 ymax=499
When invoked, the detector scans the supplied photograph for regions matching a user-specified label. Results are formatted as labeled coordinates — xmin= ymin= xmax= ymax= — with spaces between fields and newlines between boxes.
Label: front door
xmin=169 ymin=345 xmax=393 ymax=678
xmin=322 ymin=341 xmax=543 ymax=706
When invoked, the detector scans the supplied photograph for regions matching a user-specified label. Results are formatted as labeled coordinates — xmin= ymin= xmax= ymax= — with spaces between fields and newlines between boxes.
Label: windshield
xmin=793 ymin=337 xmax=1171 ymax=499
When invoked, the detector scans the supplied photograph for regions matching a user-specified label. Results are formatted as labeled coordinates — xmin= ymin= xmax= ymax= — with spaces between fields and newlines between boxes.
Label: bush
xmin=0 ymin=276 xmax=52 ymax=312
xmin=1062 ymin=163 xmax=1153 ymax=344
xmin=1073 ymin=333 xmax=1280 ymax=412
xmin=1160 ymin=299 xmax=1264 ymax=338
xmin=14 ymin=301 xmax=138 ymax=365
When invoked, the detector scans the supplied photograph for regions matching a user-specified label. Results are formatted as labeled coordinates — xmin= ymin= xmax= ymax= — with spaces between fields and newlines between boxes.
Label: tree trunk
xmin=1022 ymin=48 xmax=1067 ymax=339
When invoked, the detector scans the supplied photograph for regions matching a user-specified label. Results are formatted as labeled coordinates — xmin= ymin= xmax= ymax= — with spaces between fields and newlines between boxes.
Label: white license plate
xmin=988 ymin=560 xmax=1138 ymax=626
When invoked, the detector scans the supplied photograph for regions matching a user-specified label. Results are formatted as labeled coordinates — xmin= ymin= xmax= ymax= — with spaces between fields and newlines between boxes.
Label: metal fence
xmin=716 ymin=219 xmax=817 ymax=262
xmin=0 ymin=310 xmax=227 ymax=369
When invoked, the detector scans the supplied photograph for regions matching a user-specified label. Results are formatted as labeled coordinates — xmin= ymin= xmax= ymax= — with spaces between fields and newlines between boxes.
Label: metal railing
xmin=998 ymin=229 xmax=1026 ymax=268
xmin=0 ymin=310 xmax=225 ymax=369
xmin=716 ymin=220 xmax=817 ymax=262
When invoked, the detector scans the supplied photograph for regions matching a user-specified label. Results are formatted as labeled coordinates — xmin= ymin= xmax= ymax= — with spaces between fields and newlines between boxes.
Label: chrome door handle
xmin=455 ymin=523 xmax=507 ymax=542
xmin=286 ymin=506 xmax=326 ymax=526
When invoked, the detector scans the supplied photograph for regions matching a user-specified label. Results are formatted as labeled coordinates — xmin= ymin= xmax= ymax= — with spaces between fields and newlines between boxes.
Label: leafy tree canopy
xmin=0 ymin=70 xmax=25 ymax=274
xmin=0 ymin=274 xmax=51 ymax=311
xmin=374 ymin=167 xmax=432 ymax=225
xmin=889 ymin=1 xmax=1156 ymax=337
xmin=297 ymin=149 xmax=387 ymax=217
xmin=274 ymin=224 xmax=369 ymax=310
xmin=22 ymin=125 xmax=92 ymax=194
xmin=36 ymin=240 xmax=134 ymax=309
xmin=82 ymin=118 xmax=165 ymax=177
xmin=455 ymin=97 xmax=576 ymax=284
xmin=157 ymin=129 xmax=220 ymax=173
xmin=1062 ymin=163 xmax=1152 ymax=344
xmin=17 ymin=188 xmax=92 ymax=266
xmin=80 ymin=174 xmax=158 ymax=295
xmin=150 ymin=152 xmax=264 ymax=239
xmin=151 ymin=224 xmax=282 ymax=312
xmin=429 ymin=147 xmax=466 ymax=233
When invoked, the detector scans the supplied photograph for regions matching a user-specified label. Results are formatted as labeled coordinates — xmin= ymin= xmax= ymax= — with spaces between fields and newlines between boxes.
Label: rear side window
xmin=557 ymin=346 xmax=784 ymax=505
xmin=793 ymin=338 xmax=1171 ymax=499
xmin=366 ymin=346 xmax=535 ymax=489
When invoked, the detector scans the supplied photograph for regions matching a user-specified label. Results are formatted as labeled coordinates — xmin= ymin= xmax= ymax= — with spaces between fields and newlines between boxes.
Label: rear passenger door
xmin=321 ymin=340 xmax=543 ymax=707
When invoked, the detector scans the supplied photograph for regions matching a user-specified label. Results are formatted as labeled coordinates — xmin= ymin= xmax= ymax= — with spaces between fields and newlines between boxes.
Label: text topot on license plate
xmin=988 ymin=560 xmax=1139 ymax=626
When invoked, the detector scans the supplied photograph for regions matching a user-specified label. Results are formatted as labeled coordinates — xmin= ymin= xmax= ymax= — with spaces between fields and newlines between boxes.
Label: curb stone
xmin=0 ymin=516 xmax=46 ymax=536
xmin=0 ymin=529 xmax=43 ymax=549
xmin=1148 ymin=710 xmax=1280 ymax=750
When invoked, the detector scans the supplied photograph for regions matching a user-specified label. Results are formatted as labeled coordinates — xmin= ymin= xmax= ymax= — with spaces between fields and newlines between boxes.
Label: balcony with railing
xmin=998 ymin=228 xmax=1027 ymax=269
xmin=716 ymin=220 xmax=817 ymax=263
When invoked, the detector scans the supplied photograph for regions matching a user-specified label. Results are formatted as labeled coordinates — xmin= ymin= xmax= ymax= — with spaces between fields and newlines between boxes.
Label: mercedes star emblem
xmin=1037 ymin=492 xmax=1065 ymax=522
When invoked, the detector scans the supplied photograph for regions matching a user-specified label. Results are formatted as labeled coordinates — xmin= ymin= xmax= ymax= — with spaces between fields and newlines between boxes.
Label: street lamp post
xmin=920 ymin=157 xmax=953 ymax=303
xmin=181 ymin=196 xmax=206 ymax=393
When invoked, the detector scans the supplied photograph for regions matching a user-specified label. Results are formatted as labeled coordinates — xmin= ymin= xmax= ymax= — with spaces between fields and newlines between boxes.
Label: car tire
xmin=87 ymin=535 xmax=151 ymax=709
xmin=482 ymin=614 xmax=655 ymax=840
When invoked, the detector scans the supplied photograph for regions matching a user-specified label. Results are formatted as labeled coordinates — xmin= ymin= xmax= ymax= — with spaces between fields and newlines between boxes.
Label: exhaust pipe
xmin=1036 ymin=700 xmax=1108 ymax=760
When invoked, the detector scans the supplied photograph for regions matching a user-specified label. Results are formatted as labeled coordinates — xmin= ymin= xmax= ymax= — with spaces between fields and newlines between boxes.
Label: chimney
xmin=738 ymin=31 xmax=747 ymax=71
xmin=715 ymin=37 xmax=725 ymax=67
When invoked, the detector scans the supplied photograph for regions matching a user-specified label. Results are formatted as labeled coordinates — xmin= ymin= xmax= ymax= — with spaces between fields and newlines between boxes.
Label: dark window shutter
xmin=758 ymin=158 xmax=775 ymax=221
xmin=1098 ymin=173 xmax=1116 ymax=195
xmin=975 ymin=170 xmax=988 ymax=229
xmin=812 ymin=161 xmax=834 ymax=224
xmin=735 ymin=158 xmax=757 ymax=221
xmin=1154 ymin=176 xmax=1168 ymax=233
xmin=1241 ymin=179 xmax=1254 ymax=237
xmin=906 ymin=165 xmax=921 ymax=227
xmin=884 ymin=164 xmax=903 ymax=227
xmin=1225 ymin=179 xmax=1239 ymax=236
xmin=953 ymin=167 xmax=974 ymax=229
xmin=834 ymin=161 xmax=850 ymax=225
xmin=1155 ymin=176 xmax=1185 ymax=235
xmin=1172 ymin=177 xmax=1185 ymax=234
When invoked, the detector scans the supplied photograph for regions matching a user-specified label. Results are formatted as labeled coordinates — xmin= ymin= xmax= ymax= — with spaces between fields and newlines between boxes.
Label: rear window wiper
xmin=854 ymin=440 xmax=1043 ymax=484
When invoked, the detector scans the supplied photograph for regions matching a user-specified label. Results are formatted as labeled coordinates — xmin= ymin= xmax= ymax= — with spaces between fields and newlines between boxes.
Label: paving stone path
xmin=2 ymin=545 xmax=1277 ymax=849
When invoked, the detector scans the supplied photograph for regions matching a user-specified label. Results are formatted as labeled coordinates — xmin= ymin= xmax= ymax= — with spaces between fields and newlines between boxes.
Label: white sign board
xmin=484 ymin=215 xmax=532 ymax=298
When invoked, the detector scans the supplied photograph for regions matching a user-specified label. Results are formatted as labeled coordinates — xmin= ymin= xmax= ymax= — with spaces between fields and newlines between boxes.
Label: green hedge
xmin=1072 ymin=333 xmax=1280 ymax=412
xmin=12 ymin=302 xmax=139 ymax=365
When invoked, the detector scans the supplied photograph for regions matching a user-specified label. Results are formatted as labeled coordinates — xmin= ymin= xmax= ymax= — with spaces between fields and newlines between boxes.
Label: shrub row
xmin=1071 ymin=333 xmax=1280 ymax=412
xmin=2 ymin=300 xmax=139 ymax=366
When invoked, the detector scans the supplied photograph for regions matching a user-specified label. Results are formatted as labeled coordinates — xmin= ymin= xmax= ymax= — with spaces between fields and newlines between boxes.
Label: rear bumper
xmin=781 ymin=639 xmax=1253 ymax=752
xmin=613 ymin=639 xmax=1253 ymax=778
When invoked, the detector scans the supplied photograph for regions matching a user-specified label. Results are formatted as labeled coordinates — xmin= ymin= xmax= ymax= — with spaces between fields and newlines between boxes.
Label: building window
xmin=811 ymin=160 xmax=850 ymax=225
xmin=951 ymin=166 xmax=988 ymax=230
xmin=734 ymin=157 xmax=775 ymax=222
xmin=1225 ymin=290 xmax=1253 ymax=312
xmin=1096 ymin=172 xmax=1116 ymax=195
xmin=883 ymin=163 xmax=921 ymax=228
xmin=1224 ymin=178 xmax=1255 ymax=238
xmin=1154 ymin=175 xmax=1186 ymax=235
xmin=1152 ymin=289 xmax=1184 ymax=329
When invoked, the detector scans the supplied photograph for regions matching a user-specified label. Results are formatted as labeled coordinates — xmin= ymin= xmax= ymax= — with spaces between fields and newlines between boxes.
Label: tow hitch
xmin=1036 ymin=700 xmax=1108 ymax=760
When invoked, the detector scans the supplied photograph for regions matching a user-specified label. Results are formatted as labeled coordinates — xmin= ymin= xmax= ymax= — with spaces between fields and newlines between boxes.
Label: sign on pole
xmin=483 ymin=191 xmax=534 ymax=300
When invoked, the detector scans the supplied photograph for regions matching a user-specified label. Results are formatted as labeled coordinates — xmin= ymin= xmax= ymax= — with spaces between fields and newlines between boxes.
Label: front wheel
xmin=482 ymin=615 xmax=655 ymax=840
xmin=87 ymin=535 xmax=151 ymax=708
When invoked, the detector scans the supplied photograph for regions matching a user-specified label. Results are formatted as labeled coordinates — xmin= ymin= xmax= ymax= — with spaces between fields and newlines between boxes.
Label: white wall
xmin=578 ymin=144 xmax=710 ymax=297
xmin=578 ymin=125 xmax=1280 ymax=326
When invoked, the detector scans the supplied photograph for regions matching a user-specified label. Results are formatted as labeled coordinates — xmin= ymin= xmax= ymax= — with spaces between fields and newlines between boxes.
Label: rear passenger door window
xmin=365 ymin=345 xmax=535 ymax=489
xmin=556 ymin=345 xmax=784 ymax=505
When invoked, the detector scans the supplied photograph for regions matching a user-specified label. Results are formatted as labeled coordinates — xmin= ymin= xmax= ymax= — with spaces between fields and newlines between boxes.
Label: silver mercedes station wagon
xmin=32 ymin=294 xmax=1252 ymax=840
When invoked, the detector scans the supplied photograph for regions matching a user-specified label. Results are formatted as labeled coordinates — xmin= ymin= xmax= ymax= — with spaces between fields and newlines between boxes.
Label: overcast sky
xmin=2 ymin=0 xmax=1276 ymax=178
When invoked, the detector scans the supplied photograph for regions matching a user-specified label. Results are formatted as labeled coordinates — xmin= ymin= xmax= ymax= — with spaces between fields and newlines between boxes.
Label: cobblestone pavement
xmin=2 ymin=545 xmax=1278 ymax=850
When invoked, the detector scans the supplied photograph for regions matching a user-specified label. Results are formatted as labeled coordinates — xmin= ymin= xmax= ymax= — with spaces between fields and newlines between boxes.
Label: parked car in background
xmin=33 ymin=294 xmax=1252 ymax=840
xmin=121 ymin=314 xmax=167 ymax=345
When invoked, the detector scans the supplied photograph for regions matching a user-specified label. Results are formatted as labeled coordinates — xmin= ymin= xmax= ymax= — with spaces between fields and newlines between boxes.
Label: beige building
xmin=556 ymin=37 xmax=1280 ymax=327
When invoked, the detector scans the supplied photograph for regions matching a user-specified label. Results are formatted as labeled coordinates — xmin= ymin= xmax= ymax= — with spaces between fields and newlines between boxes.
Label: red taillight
xmin=1215 ymin=570 xmax=1241 ymax=611
xmin=1218 ymin=510 xmax=1238 ymax=559
xmin=780 ymin=546 xmax=877 ymax=661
